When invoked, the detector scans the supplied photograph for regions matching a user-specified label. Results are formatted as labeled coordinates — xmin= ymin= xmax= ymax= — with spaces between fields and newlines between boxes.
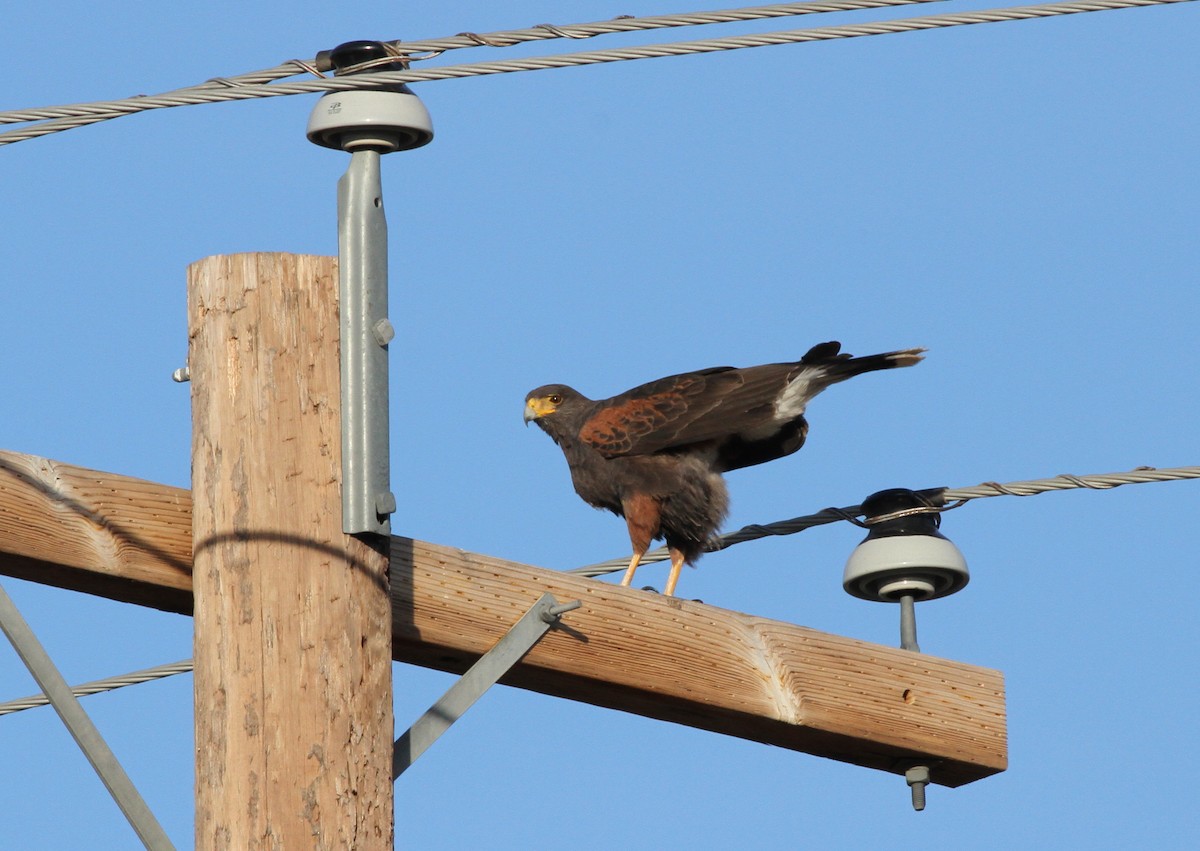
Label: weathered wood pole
xmin=189 ymin=253 xmax=393 ymax=849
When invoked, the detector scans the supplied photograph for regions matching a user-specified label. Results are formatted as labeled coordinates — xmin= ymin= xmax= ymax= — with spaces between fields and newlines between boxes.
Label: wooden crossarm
xmin=0 ymin=448 xmax=1006 ymax=787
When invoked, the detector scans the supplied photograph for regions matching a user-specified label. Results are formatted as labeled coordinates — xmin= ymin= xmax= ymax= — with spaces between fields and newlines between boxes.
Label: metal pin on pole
xmin=899 ymin=593 xmax=921 ymax=653
xmin=306 ymin=40 xmax=433 ymax=536
xmin=337 ymin=148 xmax=393 ymax=534
xmin=842 ymin=489 xmax=972 ymax=813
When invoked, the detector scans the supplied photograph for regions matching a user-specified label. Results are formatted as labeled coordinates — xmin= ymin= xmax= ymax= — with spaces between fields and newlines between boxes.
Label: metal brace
xmin=392 ymin=593 xmax=582 ymax=780
xmin=338 ymin=148 xmax=395 ymax=536
xmin=0 ymin=581 xmax=176 ymax=850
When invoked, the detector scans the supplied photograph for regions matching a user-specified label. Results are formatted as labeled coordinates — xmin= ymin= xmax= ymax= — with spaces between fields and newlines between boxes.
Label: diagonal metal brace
xmin=0 ymin=581 xmax=175 ymax=850
xmin=393 ymin=592 xmax=581 ymax=780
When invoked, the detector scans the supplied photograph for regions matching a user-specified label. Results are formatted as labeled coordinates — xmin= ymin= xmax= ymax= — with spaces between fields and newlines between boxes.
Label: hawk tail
xmin=800 ymin=341 xmax=925 ymax=381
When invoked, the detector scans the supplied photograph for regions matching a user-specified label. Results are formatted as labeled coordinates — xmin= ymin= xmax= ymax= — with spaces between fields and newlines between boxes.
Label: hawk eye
xmin=548 ymin=394 xmax=563 ymax=405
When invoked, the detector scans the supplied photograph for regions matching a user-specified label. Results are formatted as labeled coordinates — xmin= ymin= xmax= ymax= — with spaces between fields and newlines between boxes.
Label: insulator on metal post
xmin=843 ymin=488 xmax=969 ymax=610
xmin=843 ymin=488 xmax=969 ymax=811
xmin=306 ymin=40 xmax=433 ymax=535
xmin=306 ymin=40 xmax=434 ymax=153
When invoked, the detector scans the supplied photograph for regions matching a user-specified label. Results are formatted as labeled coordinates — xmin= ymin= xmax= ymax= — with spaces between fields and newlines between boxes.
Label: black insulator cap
xmin=328 ymin=40 xmax=407 ymax=75
xmin=860 ymin=488 xmax=948 ymax=540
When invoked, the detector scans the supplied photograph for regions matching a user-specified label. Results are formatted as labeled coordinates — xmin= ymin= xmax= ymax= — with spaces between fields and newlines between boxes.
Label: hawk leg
xmin=663 ymin=547 xmax=686 ymax=597
xmin=618 ymin=551 xmax=643 ymax=587
xmin=619 ymin=492 xmax=659 ymax=589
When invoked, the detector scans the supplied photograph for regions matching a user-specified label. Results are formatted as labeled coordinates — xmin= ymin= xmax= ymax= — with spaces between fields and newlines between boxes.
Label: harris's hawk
xmin=524 ymin=341 xmax=924 ymax=596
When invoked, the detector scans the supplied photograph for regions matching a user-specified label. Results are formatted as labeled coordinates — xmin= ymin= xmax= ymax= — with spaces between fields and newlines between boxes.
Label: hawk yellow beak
xmin=524 ymin=396 xmax=556 ymax=424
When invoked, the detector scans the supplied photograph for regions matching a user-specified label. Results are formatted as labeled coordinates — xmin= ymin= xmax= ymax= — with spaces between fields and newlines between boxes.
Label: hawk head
xmin=524 ymin=384 xmax=585 ymax=424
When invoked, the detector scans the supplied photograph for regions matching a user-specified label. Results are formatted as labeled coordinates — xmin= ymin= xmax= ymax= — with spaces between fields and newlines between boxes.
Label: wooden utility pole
xmin=188 ymin=253 xmax=393 ymax=849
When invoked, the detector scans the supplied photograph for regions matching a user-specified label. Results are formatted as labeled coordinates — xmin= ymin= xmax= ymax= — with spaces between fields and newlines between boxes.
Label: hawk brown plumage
xmin=524 ymin=341 xmax=924 ymax=596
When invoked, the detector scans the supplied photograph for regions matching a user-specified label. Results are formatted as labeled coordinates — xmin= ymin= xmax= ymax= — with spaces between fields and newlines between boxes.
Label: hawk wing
xmin=577 ymin=363 xmax=796 ymax=458
xmin=574 ymin=342 xmax=922 ymax=463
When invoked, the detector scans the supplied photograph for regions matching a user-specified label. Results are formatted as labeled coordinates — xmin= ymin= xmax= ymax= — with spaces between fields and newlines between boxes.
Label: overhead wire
xmin=371 ymin=0 xmax=950 ymax=55
xmin=0 ymin=0 xmax=946 ymax=136
xmin=0 ymin=658 xmax=193 ymax=716
xmin=0 ymin=0 xmax=1193 ymax=147
xmin=570 ymin=465 xmax=1200 ymax=576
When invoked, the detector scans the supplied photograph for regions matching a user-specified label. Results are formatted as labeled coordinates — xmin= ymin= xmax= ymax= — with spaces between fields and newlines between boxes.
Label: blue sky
xmin=2 ymin=1 xmax=1198 ymax=848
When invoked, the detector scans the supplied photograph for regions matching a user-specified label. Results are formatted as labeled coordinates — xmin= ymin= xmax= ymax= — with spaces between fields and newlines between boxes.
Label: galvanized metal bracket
xmin=392 ymin=593 xmax=582 ymax=780
xmin=0 ymin=581 xmax=176 ymax=850
xmin=338 ymin=148 xmax=395 ymax=535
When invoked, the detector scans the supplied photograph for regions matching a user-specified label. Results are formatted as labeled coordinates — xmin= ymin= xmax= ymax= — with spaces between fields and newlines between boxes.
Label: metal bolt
xmin=905 ymin=765 xmax=930 ymax=811
xmin=371 ymin=318 xmax=396 ymax=346
xmin=541 ymin=600 xmax=582 ymax=623
xmin=171 ymin=366 xmax=191 ymax=383
xmin=375 ymin=491 xmax=397 ymax=516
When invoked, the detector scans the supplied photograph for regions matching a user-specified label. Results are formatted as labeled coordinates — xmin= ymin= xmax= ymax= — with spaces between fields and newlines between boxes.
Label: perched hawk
xmin=524 ymin=341 xmax=924 ymax=596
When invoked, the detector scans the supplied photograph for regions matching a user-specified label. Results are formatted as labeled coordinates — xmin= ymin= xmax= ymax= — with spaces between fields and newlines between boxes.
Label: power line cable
xmin=0 ymin=0 xmax=944 ymax=133
xmin=0 ymin=658 xmax=192 ymax=716
xmin=0 ymin=0 xmax=1191 ymax=147
xmin=571 ymin=465 xmax=1200 ymax=576
xmin=372 ymin=0 xmax=950 ymax=56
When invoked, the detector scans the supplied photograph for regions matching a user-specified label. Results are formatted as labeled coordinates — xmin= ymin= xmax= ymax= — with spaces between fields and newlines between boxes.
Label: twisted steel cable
xmin=0 ymin=0 xmax=1192 ymax=147
xmin=0 ymin=0 xmax=947 ymax=131
xmin=571 ymin=465 xmax=1200 ymax=576
xmin=0 ymin=658 xmax=193 ymax=716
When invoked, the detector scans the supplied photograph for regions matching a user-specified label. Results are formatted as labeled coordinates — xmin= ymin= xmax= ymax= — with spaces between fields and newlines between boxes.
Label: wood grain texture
xmin=390 ymin=537 xmax=1006 ymax=786
xmin=0 ymin=458 xmax=1006 ymax=787
xmin=0 ymin=451 xmax=192 ymax=612
xmin=189 ymin=253 xmax=393 ymax=850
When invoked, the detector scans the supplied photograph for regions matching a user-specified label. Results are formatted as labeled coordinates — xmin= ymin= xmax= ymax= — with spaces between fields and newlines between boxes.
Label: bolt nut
xmin=372 ymin=318 xmax=396 ymax=346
